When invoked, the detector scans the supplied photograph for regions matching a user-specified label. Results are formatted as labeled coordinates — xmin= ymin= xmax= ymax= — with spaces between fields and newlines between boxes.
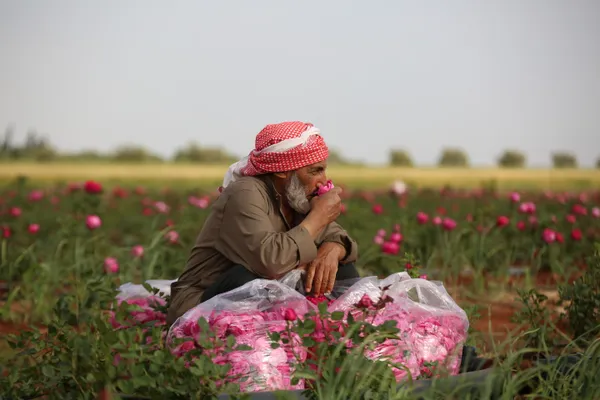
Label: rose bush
xmin=1 ymin=179 xmax=599 ymax=398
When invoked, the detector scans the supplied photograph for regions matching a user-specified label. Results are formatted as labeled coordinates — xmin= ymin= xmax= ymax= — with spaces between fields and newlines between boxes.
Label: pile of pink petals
xmin=108 ymin=296 xmax=168 ymax=366
xmin=108 ymin=296 xmax=167 ymax=330
xmin=319 ymin=273 xmax=469 ymax=380
xmin=317 ymin=293 xmax=468 ymax=380
xmin=168 ymin=306 xmax=307 ymax=392
xmin=153 ymin=273 xmax=467 ymax=393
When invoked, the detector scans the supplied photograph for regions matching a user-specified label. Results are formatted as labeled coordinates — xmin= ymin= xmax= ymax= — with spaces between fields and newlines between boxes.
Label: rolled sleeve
xmin=317 ymin=222 xmax=358 ymax=263
xmin=287 ymin=225 xmax=319 ymax=264
xmin=215 ymin=189 xmax=318 ymax=279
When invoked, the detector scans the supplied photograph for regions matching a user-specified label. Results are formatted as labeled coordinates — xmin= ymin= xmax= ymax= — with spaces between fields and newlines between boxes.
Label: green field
xmin=2 ymin=171 xmax=600 ymax=398
xmin=1 ymin=162 xmax=599 ymax=190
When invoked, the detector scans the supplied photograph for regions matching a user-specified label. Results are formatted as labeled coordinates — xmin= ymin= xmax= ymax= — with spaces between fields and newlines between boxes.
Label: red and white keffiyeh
xmin=222 ymin=121 xmax=329 ymax=189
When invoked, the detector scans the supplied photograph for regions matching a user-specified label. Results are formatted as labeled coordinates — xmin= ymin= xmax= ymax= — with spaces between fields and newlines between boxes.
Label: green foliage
xmin=269 ymin=305 xmax=410 ymax=399
xmin=1 ymin=290 xmax=247 ymax=399
xmin=437 ymin=148 xmax=469 ymax=168
xmin=513 ymin=288 xmax=553 ymax=349
xmin=552 ymin=152 xmax=578 ymax=169
xmin=498 ymin=149 xmax=527 ymax=168
xmin=2 ymin=181 xmax=600 ymax=398
xmin=558 ymin=244 xmax=600 ymax=346
xmin=389 ymin=149 xmax=413 ymax=167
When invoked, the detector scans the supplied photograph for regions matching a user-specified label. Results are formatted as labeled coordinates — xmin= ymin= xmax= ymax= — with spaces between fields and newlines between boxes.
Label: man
xmin=166 ymin=121 xmax=359 ymax=326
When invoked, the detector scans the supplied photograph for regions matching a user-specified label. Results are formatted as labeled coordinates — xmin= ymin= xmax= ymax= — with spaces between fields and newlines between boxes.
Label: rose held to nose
xmin=316 ymin=180 xmax=334 ymax=196
xmin=308 ymin=187 xmax=342 ymax=226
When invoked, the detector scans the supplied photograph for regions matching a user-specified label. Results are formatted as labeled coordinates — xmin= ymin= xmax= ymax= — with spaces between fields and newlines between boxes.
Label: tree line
xmin=389 ymin=148 xmax=596 ymax=169
xmin=1 ymin=127 xmax=598 ymax=168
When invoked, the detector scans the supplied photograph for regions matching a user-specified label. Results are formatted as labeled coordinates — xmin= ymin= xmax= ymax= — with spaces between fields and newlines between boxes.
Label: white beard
xmin=285 ymin=173 xmax=311 ymax=214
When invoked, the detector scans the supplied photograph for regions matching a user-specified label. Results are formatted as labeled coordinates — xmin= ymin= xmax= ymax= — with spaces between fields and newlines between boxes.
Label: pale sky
xmin=1 ymin=1 xmax=599 ymax=167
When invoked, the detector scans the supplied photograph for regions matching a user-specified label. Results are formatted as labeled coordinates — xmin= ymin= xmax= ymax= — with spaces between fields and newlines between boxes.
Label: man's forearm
xmin=319 ymin=241 xmax=347 ymax=261
xmin=299 ymin=213 xmax=328 ymax=240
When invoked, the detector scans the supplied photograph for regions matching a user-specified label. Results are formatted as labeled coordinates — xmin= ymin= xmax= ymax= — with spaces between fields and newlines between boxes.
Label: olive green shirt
xmin=166 ymin=175 xmax=358 ymax=326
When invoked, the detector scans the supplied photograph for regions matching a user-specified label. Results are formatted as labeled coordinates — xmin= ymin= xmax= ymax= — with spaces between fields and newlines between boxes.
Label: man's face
xmin=284 ymin=161 xmax=328 ymax=214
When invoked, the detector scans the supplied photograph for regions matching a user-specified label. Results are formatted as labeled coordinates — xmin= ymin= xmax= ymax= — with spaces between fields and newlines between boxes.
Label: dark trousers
xmin=201 ymin=263 xmax=360 ymax=303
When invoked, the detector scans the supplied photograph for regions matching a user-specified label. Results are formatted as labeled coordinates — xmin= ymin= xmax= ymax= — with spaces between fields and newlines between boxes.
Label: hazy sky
xmin=1 ymin=1 xmax=599 ymax=167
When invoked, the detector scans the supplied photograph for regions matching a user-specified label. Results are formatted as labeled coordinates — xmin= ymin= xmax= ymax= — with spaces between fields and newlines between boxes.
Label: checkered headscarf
xmin=222 ymin=121 xmax=329 ymax=189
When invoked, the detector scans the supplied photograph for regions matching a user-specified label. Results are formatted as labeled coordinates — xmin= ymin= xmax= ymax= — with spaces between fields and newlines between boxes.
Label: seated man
xmin=166 ymin=121 xmax=359 ymax=326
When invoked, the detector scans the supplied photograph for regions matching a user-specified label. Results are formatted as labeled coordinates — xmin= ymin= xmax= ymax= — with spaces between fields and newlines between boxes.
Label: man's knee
xmin=336 ymin=262 xmax=360 ymax=280
xmin=201 ymin=264 xmax=260 ymax=302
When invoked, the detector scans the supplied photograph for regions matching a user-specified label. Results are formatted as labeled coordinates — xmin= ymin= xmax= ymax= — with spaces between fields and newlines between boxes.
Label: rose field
xmin=1 ymin=177 xmax=600 ymax=399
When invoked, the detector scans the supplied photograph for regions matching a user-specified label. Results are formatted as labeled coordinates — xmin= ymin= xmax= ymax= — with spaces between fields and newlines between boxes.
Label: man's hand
xmin=305 ymin=242 xmax=346 ymax=295
xmin=300 ymin=187 xmax=343 ymax=240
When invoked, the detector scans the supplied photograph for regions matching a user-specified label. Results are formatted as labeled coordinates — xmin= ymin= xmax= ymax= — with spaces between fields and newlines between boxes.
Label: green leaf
xmin=226 ymin=334 xmax=236 ymax=348
xmin=318 ymin=301 xmax=328 ymax=315
xmin=331 ymin=311 xmax=345 ymax=321
xmin=41 ymin=365 xmax=53 ymax=378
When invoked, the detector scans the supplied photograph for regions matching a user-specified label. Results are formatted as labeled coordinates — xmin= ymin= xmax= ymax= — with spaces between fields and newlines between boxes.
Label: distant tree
xmin=32 ymin=146 xmax=58 ymax=162
xmin=0 ymin=125 xmax=15 ymax=157
xmin=173 ymin=141 xmax=237 ymax=163
xmin=326 ymin=149 xmax=345 ymax=165
xmin=438 ymin=148 xmax=469 ymax=167
xmin=596 ymin=156 xmax=600 ymax=169
xmin=0 ymin=128 xmax=58 ymax=161
xmin=498 ymin=149 xmax=527 ymax=168
xmin=112 ymin=145 xmax=163 ymax=163
xmin=59 ymin=150 xmax=107 ymax=162
xmin=552 ymin=152 xmax=578 ymax=169
xmin=389 ymin=149 xmax=414 ymax=167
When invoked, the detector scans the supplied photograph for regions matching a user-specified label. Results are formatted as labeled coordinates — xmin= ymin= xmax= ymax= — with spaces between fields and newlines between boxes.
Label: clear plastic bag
xmin=327 ymin=272 xmax=469 ymax=381
xmin=115 ymin=279 xmax=176 ymax=300
xmin=277 ymin=269 xmax=304 ymax=291
xmin=109 ymin=279 xmax=176 ymax=330
xmin=167 ymin=279 xmax=316 ymax=393
xmin=276 ymin=268 xmax=362 ymax=299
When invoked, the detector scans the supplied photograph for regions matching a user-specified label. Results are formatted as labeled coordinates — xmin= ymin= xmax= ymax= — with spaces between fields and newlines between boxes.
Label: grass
xmin=1 ymin=162 xmax=600 ymax=190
